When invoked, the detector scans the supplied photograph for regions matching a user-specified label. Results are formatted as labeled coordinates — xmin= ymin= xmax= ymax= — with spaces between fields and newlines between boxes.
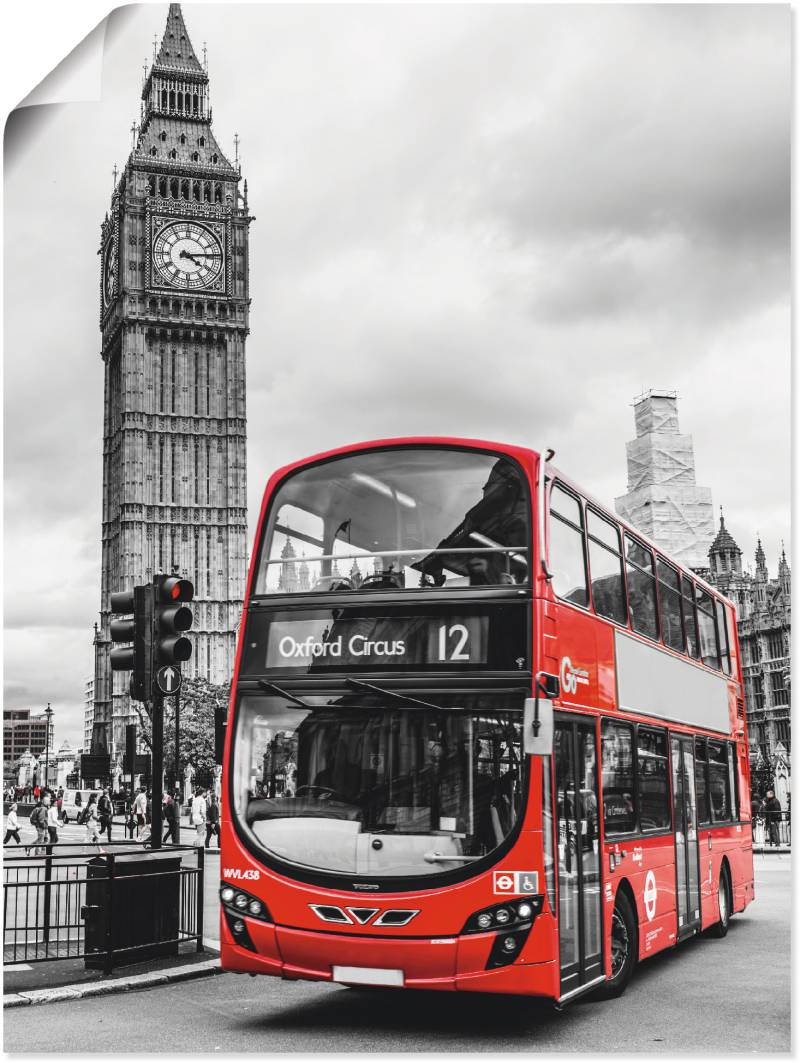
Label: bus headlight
xmin=461 ymin=895 xmax=543 ymax=934
xmin=219 ymin=882 xmax=272 ymax=923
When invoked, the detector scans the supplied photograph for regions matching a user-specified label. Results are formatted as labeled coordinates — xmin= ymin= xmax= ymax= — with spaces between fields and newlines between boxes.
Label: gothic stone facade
xmin=93 ymin=5 xmax=251 ymax=756
xmin=707 ymin=515 xmax=791 ymax=793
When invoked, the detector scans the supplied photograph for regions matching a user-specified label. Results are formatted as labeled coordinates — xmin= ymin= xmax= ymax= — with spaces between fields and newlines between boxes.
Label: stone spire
xmin=298 ymin=554 xmax=310 ymax=593
xmin=137 ymin=3 xmax=236 ymax=176
xmin=709 ymin=507 xmax=742 ymax=579
xmin=278 ymin=536 xmax=298 ymax=593
xmin=754 ymin=538 xmax=768 ymax=609
xmin=755 ymin=538 xmax=768 ymax=580
xmin=778 ymin=543 xmax=791 ymax=597
xmin=154 ymin=5 xmax=205 ymax=73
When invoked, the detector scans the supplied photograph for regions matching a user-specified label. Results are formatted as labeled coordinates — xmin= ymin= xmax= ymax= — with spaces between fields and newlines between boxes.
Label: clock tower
xmin=94 ymin=4 xmax=251 ymax=756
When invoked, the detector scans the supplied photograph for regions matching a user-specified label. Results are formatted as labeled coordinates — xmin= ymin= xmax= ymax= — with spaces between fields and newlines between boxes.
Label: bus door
xmin=554 ymin=717 xmax=603 ymax=998
xmin=670 ymin=735 xmax=701 ymax=939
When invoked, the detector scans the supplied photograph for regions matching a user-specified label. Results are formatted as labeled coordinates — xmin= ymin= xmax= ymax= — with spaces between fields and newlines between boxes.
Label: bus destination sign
xmin=241 ymin=604 xmax=528 ymax=675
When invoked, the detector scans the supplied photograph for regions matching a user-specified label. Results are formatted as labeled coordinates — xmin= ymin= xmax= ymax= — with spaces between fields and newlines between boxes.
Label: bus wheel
xmin=705 ymin=866 xmax=731 ymax=939
xmin=595 ymin=891 xmax=637 ymax=999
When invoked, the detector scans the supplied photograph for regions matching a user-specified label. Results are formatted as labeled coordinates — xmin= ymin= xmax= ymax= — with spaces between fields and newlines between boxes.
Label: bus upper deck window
xmin=624 ymin=536 xmax=658 ymax=641
xmin=549 ymin=485 xmax=589 ymax=608
xmin=656 ymin=559 xmax=684 ymax=653
xmin=715 ymin=599 xmax=731 ymax=675
xmin=587 ymin=509 xmax=626 ymax=625
xmin=681 ymin=575 xmax=701 ymax=659
xmin=255 ymin=448 xmax=531 ymax=595
xmin=695 ymin=587 xmax=721 ymax=670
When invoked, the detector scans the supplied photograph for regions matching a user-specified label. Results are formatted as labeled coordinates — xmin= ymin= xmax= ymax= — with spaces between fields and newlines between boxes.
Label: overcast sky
xmin=4 ymin=3 xmax=790 ymax=749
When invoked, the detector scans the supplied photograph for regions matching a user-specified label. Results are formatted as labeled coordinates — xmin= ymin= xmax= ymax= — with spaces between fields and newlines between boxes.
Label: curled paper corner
xmin=16 ymin=5 xmax=143 ymax=111
xmin=16 ymin=16 xmax=109 ymax=112
xmin=5 ymin=5 xmax=141 ymax=172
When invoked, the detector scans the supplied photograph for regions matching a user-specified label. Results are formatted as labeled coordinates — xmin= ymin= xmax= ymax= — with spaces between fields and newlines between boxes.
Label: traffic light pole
xmin=150 ymin=692 xmax=164 ymax=849
xmin=174 ymin=690 xmax=181 ymax=844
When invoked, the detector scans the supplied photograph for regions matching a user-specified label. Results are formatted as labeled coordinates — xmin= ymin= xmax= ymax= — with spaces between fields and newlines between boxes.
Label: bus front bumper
xmin=220 ymin=916 xmax=558 ymax=998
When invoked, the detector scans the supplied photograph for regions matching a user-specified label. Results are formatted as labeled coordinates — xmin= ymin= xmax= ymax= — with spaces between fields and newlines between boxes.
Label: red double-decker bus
xmin=219 ymin=438 xmax=754 ymax=1004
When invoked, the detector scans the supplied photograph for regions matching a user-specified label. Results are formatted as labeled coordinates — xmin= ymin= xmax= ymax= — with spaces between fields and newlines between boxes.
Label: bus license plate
xmin=332 ymin=966 xmax=404 ymax=987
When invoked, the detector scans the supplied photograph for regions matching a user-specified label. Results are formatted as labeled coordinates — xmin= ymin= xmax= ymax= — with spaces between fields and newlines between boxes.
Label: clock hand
xmin=179 ymin=250 xmax=201 ymax=266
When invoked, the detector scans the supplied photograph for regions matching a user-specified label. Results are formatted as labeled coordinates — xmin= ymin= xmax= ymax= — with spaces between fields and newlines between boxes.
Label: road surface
xmin=3 ymin=855 xmax=789 ymax=1053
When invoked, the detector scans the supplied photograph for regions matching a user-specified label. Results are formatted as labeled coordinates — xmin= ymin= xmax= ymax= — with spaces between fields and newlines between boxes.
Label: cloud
xmin=4 ymin=4 xmax=790 ymax=750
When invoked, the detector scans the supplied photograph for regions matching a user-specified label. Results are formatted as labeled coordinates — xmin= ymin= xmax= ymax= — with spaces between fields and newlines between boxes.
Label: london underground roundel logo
xmin=644 ymin=870 xmax=657 ymax=921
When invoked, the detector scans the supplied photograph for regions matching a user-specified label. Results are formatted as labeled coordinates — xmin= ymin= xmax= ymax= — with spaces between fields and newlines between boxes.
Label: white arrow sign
xmin=156 ymin=665 xmax=182 ymax=695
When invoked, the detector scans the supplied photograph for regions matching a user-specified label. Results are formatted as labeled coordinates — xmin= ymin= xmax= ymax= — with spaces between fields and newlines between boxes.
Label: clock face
xmin=102 ymin=240 xmax=116 ymax=306
xmin=152 ymin=222 xmax=224 ymax=290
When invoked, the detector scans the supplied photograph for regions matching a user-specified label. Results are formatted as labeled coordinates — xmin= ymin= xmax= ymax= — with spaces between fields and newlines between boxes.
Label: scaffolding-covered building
xmin=615 ymin=391 xmax=715 ymax=573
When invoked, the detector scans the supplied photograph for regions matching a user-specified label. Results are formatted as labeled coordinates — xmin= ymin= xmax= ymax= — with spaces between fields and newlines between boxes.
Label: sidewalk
xmin=4 ymin=947 xmax=220 ymax=1005
xmin=3 ymin=828 xmax=223 ymax=1007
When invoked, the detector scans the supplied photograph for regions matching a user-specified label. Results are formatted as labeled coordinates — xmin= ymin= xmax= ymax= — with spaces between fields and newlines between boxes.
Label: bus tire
xmin=594 ymin=890 xmax=637 ymax=1000
xmin=705 ymin=865 xmax=731 ymax=939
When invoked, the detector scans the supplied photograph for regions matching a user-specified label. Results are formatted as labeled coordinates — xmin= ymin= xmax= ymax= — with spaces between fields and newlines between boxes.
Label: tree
xmin=134 ymin=676 xmax=227 ymax=790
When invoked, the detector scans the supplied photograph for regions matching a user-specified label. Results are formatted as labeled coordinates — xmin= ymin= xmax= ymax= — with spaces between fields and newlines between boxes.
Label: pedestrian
xmin=205 ymin=792 xmax=220 ymax=849
xmin=33 ymin=784 xmax=41 ymax=802
xmin=4 ymin=802 xmax=21 ymax=845
xmin=45 ymin=794 xmax=60 ymax=845
xmin=190 ymin=787 xmax=207 ymax=847
xmin=762 ymin=789 xmax=782 ymax=846
xmin=98 ymin=788 xmax=113 ymax=843
xmin=83 ymin=794 xmax=101 ymax=845
xmin=133 ymin=787 xmax=148 ymax=841
xmin=162 ymin=793 xmax=178 ymax=845
xmin=29 ymin=797 xmax=48 ymax=854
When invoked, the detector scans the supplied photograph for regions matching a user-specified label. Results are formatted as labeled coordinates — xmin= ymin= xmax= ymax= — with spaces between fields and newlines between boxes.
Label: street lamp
xmin=44 ymin=703 xmax=53 ymax=792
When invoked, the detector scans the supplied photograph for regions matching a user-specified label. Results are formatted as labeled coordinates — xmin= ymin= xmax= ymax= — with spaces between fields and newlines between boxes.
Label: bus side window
xmin=681 ymin=575 xmax=700 ymax=659
xmin=715 ymin=599 xmax=731 ymax=675
xmin=586 ymin=509 xmax=627 ymax=624
xmin=601 ymin=720 xmax=636 ymax=835
xmin=624 ymin=536 xmax=659 ymax=641
xmin=707 ymin=740 xmax=731 ymax=822
xmin=726 ymin=742 xmax=739 ymax=820
xmin=656 ymin=559 xmax=684 ymax=653
xmin=549 ymin=484 xmax=589 ymax=608
xmin=695 ymin=588 xmax=721 ymax=670
xmin=636 ymin=728 xmax=670 ymax=830
xmin=694 ymin=737 xmax=710 ymax=824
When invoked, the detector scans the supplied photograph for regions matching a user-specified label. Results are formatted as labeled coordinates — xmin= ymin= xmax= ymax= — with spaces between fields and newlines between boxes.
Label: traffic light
xmin=152 ymin=575 xmax=194 ymax=673
xmin=109 ymin=586 xmax=150 ymax=701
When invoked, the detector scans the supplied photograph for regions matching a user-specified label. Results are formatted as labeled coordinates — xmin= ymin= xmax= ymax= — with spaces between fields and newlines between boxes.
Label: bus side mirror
xmin=524 ymin=672 xmax=558 ymax=756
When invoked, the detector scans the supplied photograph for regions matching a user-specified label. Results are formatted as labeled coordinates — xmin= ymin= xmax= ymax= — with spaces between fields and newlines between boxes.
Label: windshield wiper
xmin=344 ymin=678 xmax=449 ymax=712
xmin=257 ymin=680 xmax=313 ymax=709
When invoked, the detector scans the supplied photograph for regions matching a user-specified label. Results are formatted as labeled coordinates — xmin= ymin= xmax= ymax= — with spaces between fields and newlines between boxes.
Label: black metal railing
xmin=752 ymin=810 xmax=791 ymax=848
xmin=3 ymin=842 xmax=205 ymax=972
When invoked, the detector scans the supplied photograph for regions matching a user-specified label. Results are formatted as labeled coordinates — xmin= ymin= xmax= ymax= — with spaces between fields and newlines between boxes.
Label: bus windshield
xmin=232 ymin=692 xmax=524 ymax=879
xmin=254 ymin=447 xmax=529 ymax=594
